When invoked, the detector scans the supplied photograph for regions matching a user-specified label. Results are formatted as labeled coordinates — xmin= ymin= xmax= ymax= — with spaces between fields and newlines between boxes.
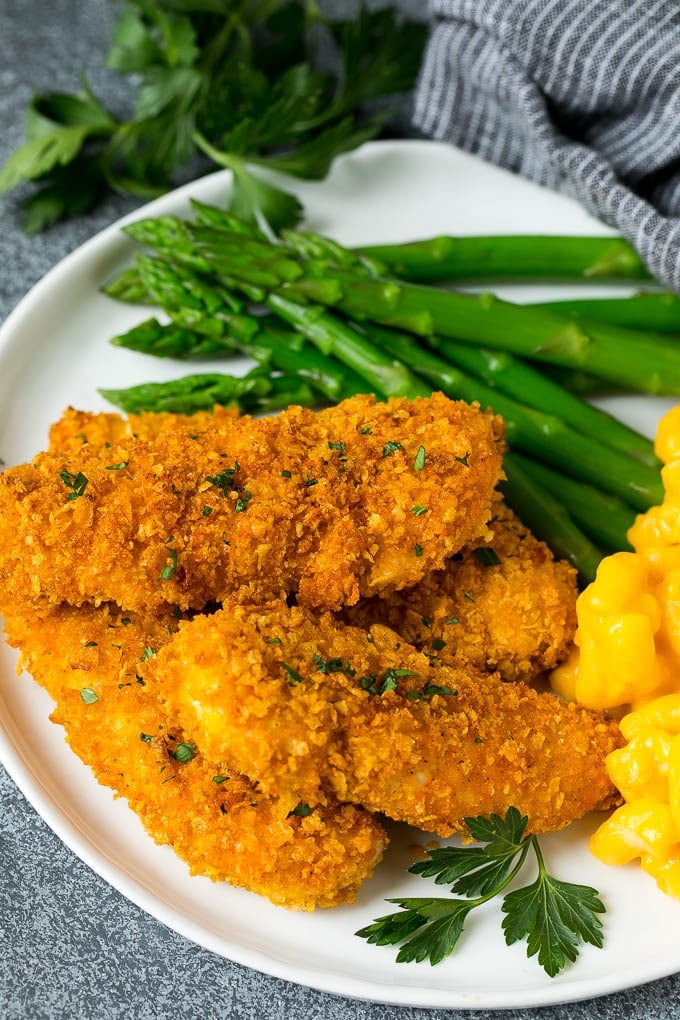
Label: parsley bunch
xmin=356 ymin=807 xmax=605 ymax=977
xmin=0 ymin=1 xmax=425 ymax=234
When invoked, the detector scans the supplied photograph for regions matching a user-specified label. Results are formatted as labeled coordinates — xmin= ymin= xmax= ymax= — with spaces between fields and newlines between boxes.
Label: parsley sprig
xmin=0 ymin=2 xmax=425 ymax=234
xmin=356 ymin=808 xmax=605 ymax=977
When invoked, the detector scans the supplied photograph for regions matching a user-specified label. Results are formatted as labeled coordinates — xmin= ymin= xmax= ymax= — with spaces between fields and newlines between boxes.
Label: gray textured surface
xmin=1 ymin=3 xmax=680 ymax=1018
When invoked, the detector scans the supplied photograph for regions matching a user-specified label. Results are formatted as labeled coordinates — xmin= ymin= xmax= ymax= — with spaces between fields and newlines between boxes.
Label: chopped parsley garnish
xmin=455 ymin=451 xmax=471 ymax=467
xmin=59 ymin=469 xmax=89 ymax=501
xmin=141 ymin=646 xmax=157 ymax=661
xmin=202 ymin=505 xmax=213 ymax=516
xmin=360 ymin=668 xmax=417 ymax=696
xmin=234 ymin=490 xmax=252 ymax=512
xmin=281 ymin=469 xmax=292 ymax=478
xmin=84 ymin=641 xmax=98 ymax=648
xmin=328 ymin=441 xmax=345 ymax=452
xmin=360 ymin=425 xmax=372 ymax=435
xmin=413 ymin=445 xmax=426 ymax=471
xmin=411 ymin=504 xmax=428 ymax=516
xmin=406 ymin=683 xmax=456 ymax=700
xmin=170 ymin=742 xmax=196 ymax=764
xmin=430 ymin=638 xmax=447 ymax=651
xmin=464 ymin=592 xmax=476 ymax=603
xmin=303 ymin=477 xmax=318 ymax=488
xmin=288 ymin=803 xmax=312 ymax=818
xmin=266 ymin=636 xmax=282 ymax=645
xmin=446 ymin=616 xmax=460 ymax=625
xmin=414 ymin=543 xmax=423 ymax=557
xmin=382 ymin=441 xmax=404 ymax=457
xmin=80 ymin=688 xmax=98 ymax=704
xmin=281 ymin=661 xmax=304 ymax=685
xmin=158 ymin=548 xmax=178 ymax=581
xmin=140 ymin=732 xmax=153 ymax=744
xmin=473 ymin=547 xmax=501 ymax=567
xmin=212 ymin=775 xmax=230 ymax=784
xmin=206 ymin=463 xmax=240 ymax=497
xmin=121 ymin=618 xmax=131 ymax=626
xmin=312 ymin=654 xmax=356 ymax=676
xmin=105 ymin=461 xmax=128 ymax=471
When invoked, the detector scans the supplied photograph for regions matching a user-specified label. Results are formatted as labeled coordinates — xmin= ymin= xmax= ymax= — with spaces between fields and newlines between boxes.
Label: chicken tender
xmin=2 ymin=602 xmax=387 ymax=910
xmin=151 ymin=599 xmax=622 ymax=838
xmin=344 ymin=507 xmax=578 ymax=682
xmin=0 ymin=393 xmax=504 ymax=616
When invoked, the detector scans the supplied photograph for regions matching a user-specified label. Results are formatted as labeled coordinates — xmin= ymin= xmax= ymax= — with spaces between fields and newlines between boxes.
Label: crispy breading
xmin=343 ymin=507 xmax=578 ymax=683
xmin=2 ymin=602 xmax=387 ymax=910
xmin=47 ymin=405 xmax=240 ymax=456
xmin=0 ymin=394 xmax=504 ymax=615
xmin=151 ymin=599 xmax=622 ymax=838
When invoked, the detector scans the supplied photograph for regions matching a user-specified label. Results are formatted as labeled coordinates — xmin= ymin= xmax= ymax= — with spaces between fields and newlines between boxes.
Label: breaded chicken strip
xmin=1 ymin=601 xmax=387 ymax=910
xmin=344 ymin=507 xmax=578 ymax=683
xmin=0 ymin=394 xmax=503 ymax=616
xmin=151 ymin=599 xmax=622 ymax=838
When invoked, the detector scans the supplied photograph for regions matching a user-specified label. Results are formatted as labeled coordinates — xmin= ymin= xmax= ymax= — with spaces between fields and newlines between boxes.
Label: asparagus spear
xmin=532 ymin=292 xmax=680 ymax=333
xmin=354 ymin=235 xmax=651 ymax=282
xmin=508 ymin=451 xmax=636 ymax=552
xmin=263 ymin=294 xmax=430 ymax=399
xmin=499 ymin=456 xmax=603 ymax=583
xmin=99 ymin=370 xmax=316 ymax=416
xmin=538 ymin=366 xmax=620 ymax=396
xmin=112 ymin=318 xmax=238 ymax=359
xmin=111 ymin=317 xmax=371 ymax=402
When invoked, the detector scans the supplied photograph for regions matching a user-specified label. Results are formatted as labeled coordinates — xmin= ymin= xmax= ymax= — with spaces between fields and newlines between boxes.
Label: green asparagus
xmin=499 ymin=457 xmax=603 ymax=583
xmin=354 ymin=235 xmax=651 ymax=282
xmin=532 ymin=292 xmax=680 ymax=334
xmin=99 ymin=369 xmax=316 ymax=416
xmin=508 ymin=452 xmax=636 ymax=552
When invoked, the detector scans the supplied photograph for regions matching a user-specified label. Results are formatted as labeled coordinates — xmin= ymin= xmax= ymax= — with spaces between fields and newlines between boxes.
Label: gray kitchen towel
xmin=413 ymin=0 xmax=680 ymax=290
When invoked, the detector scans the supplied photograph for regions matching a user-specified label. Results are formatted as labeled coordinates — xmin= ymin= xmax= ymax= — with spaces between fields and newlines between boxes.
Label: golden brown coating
xmin=47 ymin=405 xmax=239 ymax=456
xmin=343 ymin=507 xmax=578 ymax=683
xmin=2 ymin=602 xmax=387 ymax=910
xmin=0 ymin=394 xmax=504 ymax=616
xmin=152 ymin=599 xmax=622 ymax=838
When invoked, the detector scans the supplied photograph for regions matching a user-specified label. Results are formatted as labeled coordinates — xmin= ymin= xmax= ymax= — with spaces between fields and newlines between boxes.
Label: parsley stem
xmin=191 ymin=130 xmax=241 ymax=173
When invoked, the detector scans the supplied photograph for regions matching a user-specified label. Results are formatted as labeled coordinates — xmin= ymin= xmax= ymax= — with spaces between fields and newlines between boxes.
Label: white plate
xmin=0 ymin=140 xmax=678 ymax=1010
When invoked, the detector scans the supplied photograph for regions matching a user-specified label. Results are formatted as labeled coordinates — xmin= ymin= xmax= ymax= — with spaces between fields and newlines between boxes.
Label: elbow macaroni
xmin=553 ymin=405 xmax=680 ymax=896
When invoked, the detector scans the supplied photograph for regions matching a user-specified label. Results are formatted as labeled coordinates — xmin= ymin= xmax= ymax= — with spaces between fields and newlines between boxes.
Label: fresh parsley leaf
xmin=229 ymin=164 xmax=303 ymax=233
xmin=0 ymin=122 xmax=93 ymax=193
xmin=2 ymin=3 xmax=425 ymax=232
xmin=502 ymin=868 xmax=605 ymax=977
xmin=80 ymin=688 xmax=99 ymax=704
xmin=357 ymin=807 xmax=606 ymax=978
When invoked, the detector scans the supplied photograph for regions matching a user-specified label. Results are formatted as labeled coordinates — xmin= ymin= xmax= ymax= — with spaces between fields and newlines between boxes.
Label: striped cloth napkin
xmin=413 ymin=0 xmax=680 ymax=290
